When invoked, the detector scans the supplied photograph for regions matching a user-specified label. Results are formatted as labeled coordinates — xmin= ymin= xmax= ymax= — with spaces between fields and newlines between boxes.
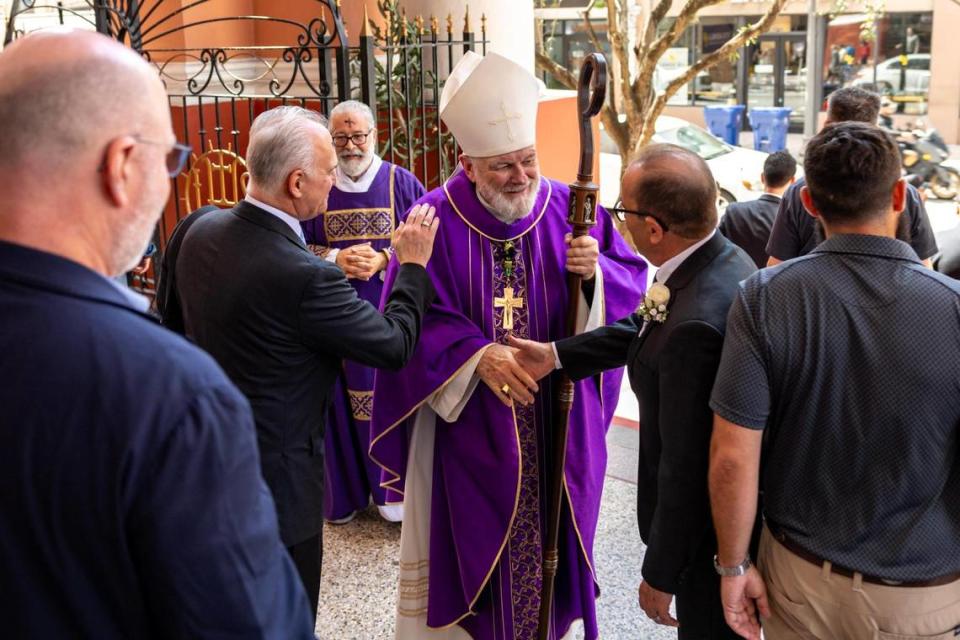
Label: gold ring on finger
xmin=500 ymin=384 xmax=511 ymax=395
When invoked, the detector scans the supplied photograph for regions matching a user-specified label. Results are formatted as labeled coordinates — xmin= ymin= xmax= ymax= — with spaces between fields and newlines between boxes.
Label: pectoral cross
xmin=488 ymin=101 xmax=522 ymax=142
xmin=494 ymin=286 xmax=524 ymax=331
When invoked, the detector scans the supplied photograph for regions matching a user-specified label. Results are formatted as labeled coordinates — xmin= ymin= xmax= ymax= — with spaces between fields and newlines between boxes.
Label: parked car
xmin=653 ymin=116 xmax=772 ymax=207
xmin=853 ymin=54 xmax=930 ymax=94
xmin=599 ymin=115 xmax=774 ymax=210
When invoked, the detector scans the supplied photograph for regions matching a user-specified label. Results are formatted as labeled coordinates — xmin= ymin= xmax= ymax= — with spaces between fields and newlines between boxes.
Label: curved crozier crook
xmin=578 ymin=53 xmax=607 ymax=119
xmin=575 ymin=53 xmax=607 ymax=181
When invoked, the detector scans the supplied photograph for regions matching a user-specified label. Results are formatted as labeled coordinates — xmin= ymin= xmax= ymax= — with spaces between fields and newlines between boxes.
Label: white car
xmin=600 ymin=115 xmax=774 ymax=209
xmin=853 ymin=54 xmax=930 ymax=94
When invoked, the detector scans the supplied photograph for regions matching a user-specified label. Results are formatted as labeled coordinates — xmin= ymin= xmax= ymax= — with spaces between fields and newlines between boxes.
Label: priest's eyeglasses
xmin=332 ymin=129 xmax=374 ymax=148
xmin=609 ymin=206 xmax=670 ymax=232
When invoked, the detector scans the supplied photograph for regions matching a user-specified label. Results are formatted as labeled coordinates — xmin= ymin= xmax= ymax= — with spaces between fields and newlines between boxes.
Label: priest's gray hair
xmin=247 ymin=106 xmax=328 ymax=192
xmin=330 ymin=100 xmax=376 ymax=129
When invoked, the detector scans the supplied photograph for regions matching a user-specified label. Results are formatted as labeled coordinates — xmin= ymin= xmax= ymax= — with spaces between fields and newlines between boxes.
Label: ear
xmin=460 ymin=154 xmax=477 ymax=183
xmin=648 ymin=217 xmax=667 ymax=246
xmin=789 ymin=176 xmax=797 ymax=185
xmin=287 ymin=169 xmax=305 ymax=199
xmin=891 ymin=178 xmax=907 ymax=214
xmin=799 ymin=186 xmax=821 ymax=219
xmin=760 ymin=174 xmax=768 ymax=188
xmin=101 ymin=135 xmax=138 ymax=208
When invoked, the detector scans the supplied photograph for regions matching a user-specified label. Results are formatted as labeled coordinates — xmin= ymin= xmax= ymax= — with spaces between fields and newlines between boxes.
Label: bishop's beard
xmin=476 ymin=176 xmax=539 ymax=224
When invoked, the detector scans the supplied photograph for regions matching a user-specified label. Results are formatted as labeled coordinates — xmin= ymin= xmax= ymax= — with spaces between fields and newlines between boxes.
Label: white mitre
xmin=439 ymin=51 xmax=539 ymax=158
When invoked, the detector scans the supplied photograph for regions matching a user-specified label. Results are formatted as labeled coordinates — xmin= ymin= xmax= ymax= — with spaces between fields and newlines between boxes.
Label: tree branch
xmin=636 ymin=0 xmax=789 ymax=151
xmin=636 ymin=0 xmax=725 ymax=95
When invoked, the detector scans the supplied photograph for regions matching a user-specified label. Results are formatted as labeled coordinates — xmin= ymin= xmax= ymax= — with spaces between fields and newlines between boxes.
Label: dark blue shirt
xmin=765 ymin=178 xmax=939 ymax=261
xmin=711 ymin=234 xmax=960 ymax=581
xmin=0 ymin=241 xmax=314 ymax=638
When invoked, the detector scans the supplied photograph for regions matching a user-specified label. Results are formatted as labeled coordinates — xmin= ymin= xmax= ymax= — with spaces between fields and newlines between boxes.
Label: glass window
xmin=824 ymin=11 xmax=933 ymax=116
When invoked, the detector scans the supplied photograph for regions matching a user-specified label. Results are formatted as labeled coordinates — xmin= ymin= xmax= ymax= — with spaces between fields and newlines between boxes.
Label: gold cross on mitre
xmin=494 ymin=286 xmax=524 ymax=331
xmin=488 ymin=101 xmax=522 ymax=142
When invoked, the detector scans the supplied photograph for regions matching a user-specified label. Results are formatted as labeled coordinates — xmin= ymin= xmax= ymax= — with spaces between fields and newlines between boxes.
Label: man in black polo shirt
xmin=765 ymin=86 xmax=938 ymax=267
xmin=708 ymin=123 xmax=960 ymax=639
xmin=718 ymin=150 xmax=796 ymax=268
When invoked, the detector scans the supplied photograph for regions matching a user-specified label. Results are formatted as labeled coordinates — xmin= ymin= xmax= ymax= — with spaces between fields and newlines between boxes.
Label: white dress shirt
xmin=244 ymin=194 xmax=306 ymax=244
xmin=550 ymin=230 xmax=717 ymax=369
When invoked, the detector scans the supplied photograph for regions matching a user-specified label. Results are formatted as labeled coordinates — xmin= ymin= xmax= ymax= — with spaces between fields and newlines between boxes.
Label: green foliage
xmin=352 ymin=0 xmax=458 ymax=188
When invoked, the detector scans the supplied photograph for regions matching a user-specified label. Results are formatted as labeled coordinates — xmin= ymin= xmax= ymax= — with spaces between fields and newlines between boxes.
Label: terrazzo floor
xmin=315 ymin=419 xmax=678 ymax=639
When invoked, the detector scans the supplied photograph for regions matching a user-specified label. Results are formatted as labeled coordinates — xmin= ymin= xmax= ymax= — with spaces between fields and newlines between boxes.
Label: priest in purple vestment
xmin=301 ymin=100 xmax=425 ymax=524
xmin=370 ymin=52 xmax=648 ymax=640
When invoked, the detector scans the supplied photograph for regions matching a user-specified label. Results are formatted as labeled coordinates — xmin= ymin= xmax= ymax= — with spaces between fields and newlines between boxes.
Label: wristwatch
xmin=713 ymin=554 xmax=752 ymax=577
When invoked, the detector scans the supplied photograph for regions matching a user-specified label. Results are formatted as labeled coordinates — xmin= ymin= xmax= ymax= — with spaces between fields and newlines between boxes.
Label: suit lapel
xmin=232 ymin=201 xmax=308 ymax=251
xmin=629 ymin=233 xmax=726 ymax=364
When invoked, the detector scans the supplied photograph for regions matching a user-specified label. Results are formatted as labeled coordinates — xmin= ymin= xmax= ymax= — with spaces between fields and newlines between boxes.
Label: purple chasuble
xmin=371 ymin=171 xmax=647 ymax=638
xmin=300 ymin=161 xmax=425 ymax=520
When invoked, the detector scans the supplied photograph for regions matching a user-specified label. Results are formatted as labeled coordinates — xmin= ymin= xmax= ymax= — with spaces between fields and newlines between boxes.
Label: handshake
xmin=476 ymin=336 xmax=560 ymax=407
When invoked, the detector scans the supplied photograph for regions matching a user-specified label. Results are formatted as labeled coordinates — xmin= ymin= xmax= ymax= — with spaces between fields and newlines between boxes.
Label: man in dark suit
xmin=718 ymin=150 xmax=796 ymax=268
xmin=156 ymin=204 xmax=220 ymax=333
xmin=512 ymin=145 xmax=755 ymax=638
xmin=175 ymin=105 xmax=439 ymax=617
xmin=0 ymin=30 xmax=314 ymax=638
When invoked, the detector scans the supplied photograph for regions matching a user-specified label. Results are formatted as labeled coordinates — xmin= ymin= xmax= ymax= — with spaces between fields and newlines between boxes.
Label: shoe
xmin=377 ymin=504 xmax=404 ymax=522
xmin=327 ymin=511 xmax=357 ymax=525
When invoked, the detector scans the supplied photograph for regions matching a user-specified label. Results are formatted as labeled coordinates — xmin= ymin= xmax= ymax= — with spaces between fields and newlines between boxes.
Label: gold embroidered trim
xmin=399 ymin=559 xmax=430 ymax=570
xmin=398 ymin=606 xmax=428 ymax=617
xmin=442 ymin=177 xmax=551 ymax=243
xmin=368 ymin=343 xmax=496 ymax=496
xmin=322 ymin=166 xmax=398 ymax=242
xmin=307 ymin=243 xmax=331 ymax=259
xmin=348 ymin=390 xmax=374 ymax=421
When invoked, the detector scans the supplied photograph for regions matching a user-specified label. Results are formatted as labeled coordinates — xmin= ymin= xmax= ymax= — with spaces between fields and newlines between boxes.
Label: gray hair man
xmin=174 ymin=104 xmax=439 ymax=618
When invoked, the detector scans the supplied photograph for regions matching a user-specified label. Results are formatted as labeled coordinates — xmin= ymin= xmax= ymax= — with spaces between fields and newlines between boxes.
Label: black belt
xmin=766 ymin=523 xmax=960 ymax=588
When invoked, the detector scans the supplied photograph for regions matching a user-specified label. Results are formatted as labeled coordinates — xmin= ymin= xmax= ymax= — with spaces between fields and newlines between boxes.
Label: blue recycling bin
xmin=703 ymin=105 xmax=745 ymax=146
xmin=748 ymin=107 xmax=792 ymax=153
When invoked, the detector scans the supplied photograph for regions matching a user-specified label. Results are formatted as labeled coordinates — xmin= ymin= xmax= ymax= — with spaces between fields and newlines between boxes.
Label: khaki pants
xmin=757 ymin=526 xmax=960 ymax=639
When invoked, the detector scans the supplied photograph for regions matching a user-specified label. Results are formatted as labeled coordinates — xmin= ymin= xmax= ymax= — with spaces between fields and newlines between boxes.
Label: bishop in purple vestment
xmin=370 ymin=52 xmax=648 ymax=640
xmin=301 ymin=101 xmax=425 ymax=523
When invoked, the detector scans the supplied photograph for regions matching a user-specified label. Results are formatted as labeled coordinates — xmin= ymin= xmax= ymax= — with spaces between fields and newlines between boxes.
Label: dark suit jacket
xmin=176 ymin=200 xmax=435 ymax=546
xmin=0 ymin=240 xmax=313 ymax=638
xmin=156 ymin=204 xmax=221 ymax=334
xmin=717 ymin=193 xmax=780 ymax=268
xmin=556 ymin=233 xmax=756 ymax=594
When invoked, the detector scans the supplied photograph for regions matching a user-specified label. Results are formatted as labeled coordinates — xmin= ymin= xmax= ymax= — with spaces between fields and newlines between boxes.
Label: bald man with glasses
xmin=513 ymin=144 xmax=756 ymax=639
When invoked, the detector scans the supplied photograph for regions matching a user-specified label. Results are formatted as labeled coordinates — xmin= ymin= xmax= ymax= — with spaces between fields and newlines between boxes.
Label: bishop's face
xmin=463 ymin=146 xmax=540 ymax=223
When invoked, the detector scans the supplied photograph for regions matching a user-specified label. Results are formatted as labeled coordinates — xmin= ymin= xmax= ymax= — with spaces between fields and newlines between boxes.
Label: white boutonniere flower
xmin=637 ymin=282 xmax=670 ymax=323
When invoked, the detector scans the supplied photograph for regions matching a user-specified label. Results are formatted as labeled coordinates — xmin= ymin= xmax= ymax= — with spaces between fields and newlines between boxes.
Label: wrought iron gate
xmin=4 ymin=0 xmax=487 ymax=296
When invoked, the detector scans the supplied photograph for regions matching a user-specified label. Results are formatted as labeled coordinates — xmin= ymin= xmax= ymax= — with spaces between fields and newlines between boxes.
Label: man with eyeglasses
xmin=512 ymin=144 xmax=756 ymax=639
xmin=0 ymin=30 xmax=316 ymax=638
xmin=175 ymin=105 xmax=440 ymax=619
xmin=299 ymin=100 xmax=426 ymax=526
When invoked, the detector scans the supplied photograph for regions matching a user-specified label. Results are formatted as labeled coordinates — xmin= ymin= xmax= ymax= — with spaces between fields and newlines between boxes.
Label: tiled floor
xmin=316 ymin=378 xmax=677 ymax=639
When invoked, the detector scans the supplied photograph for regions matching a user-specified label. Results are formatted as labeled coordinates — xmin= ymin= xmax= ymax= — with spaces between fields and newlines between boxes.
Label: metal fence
xmin=4 ymin=0 xmax=487 ymax=297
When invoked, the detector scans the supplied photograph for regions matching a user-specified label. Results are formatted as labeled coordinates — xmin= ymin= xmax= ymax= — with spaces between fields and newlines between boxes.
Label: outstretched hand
xmin=506 ymin=335 xmax=556 ymax=383
xmin=392 ymin=204 xmax=439 ymax=268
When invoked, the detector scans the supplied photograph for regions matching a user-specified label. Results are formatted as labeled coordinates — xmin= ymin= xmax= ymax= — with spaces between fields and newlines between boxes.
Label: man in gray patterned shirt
xmin=707 ymin=122 xmax=960 ymax=639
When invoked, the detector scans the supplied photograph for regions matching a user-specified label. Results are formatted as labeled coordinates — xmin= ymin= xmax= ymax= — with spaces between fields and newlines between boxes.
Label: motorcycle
xmin=886 ymin=123 xmax=960 ymax=200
